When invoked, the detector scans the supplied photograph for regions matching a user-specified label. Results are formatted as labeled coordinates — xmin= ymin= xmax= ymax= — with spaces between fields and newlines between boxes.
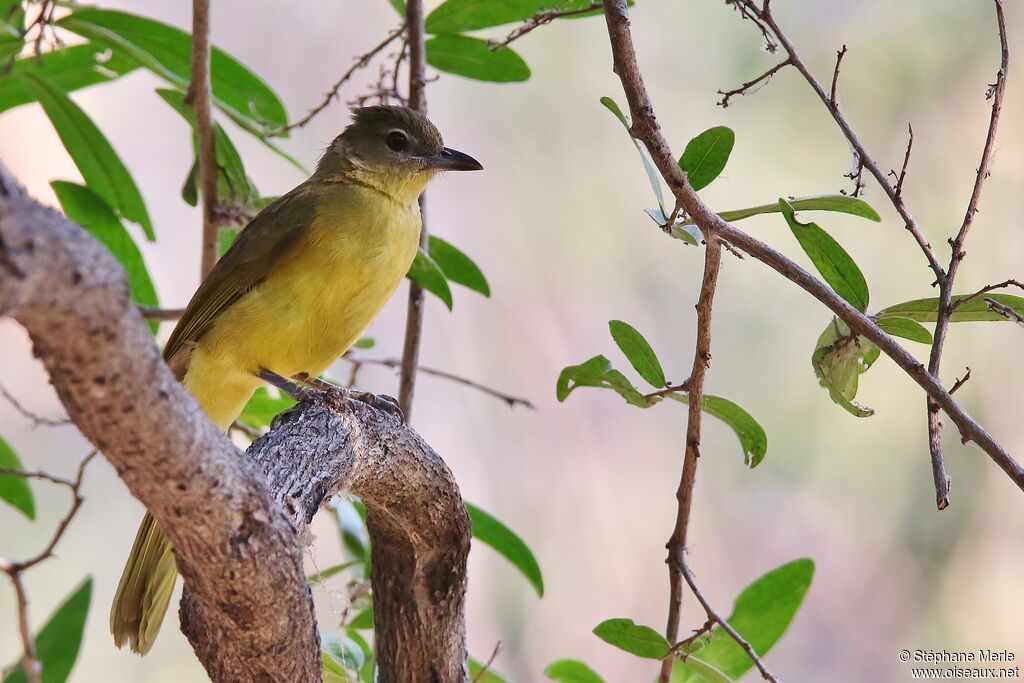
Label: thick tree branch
xmin=600 ymin=0 xmax=1024 ymax=497
xmin=185 ymin=0 xmax=219 ymax=280
xmin=0 ymin=165 xmax=470 ymax=682
xmin=398 ymin=0 xmax=429 ymax=419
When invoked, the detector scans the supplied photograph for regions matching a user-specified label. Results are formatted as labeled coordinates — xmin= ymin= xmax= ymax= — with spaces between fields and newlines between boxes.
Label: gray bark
xmin=0 ymin=163 xmax=470 ymax=682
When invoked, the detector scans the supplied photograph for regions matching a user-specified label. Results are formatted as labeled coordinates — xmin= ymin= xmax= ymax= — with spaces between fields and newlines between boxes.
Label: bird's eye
xmin=386 ymin=131 xmax=408 ymax=152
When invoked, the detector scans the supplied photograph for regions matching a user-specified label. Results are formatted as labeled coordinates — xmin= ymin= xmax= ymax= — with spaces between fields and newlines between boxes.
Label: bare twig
xmin=342 ymin=355 xmax=534 ymax=409
xmin=0 ymin=450 xmax=95 ymax=683
xmin=952 ymin=279 xmax=1024 ymax=310
xmin=138 ymin=305 xmax=186 ymax=321
xmin=276 ymin=24 xmax=406 ymax=134
xmin=829 ymin=45 xmax=847 ymax=106
xmin=470 ymin=641 xmax=503 ymax=683
xmin=925 ymin=0 xmax=1008 ymax=510
xmin=682 ymin=563 xmax=779 ymax=683
xmin=985 ymin=297 xmax=1024 ymax=327
xmin=491 ymin=2 xmax=601 ymax=50
xmin=0 ymin=382 xmax=70 ymax=427
xmin=398 ymin=0 xmax=429 ymax=420
xmin=717 ymin=58 xmax=790 ymax=108
xmin=950 ymin=368 xmax=972 ymax=395
xmin=657 ymin=238 xmax=723 ymax=683
xmin=185 ymin=0 xmax=219 ymax=280
xmin=894 ymin=122 xmax=914 ymax=199
xmin=642 ymin=379 xmax=692 ymax=405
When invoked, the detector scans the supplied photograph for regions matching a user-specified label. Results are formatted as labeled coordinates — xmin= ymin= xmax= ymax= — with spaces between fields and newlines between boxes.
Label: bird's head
xmin=316 ymin=105 xmax=482 ymax=204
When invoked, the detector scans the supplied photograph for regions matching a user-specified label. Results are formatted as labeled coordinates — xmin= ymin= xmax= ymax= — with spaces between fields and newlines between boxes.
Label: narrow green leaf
xmin=58 ymin=9 xmax=287 ymax=130
xmin=779 ymin=199 xmax=869 ymax=312
xmin=51 ymin=181 xmax=159 ymax=333
xmin=675 ymin=657 xmax=735 ymax=683
xmin=388 ymin=0 xmax=407 ymax=15
xmin=428 ymin=235 xmax=490 ymax=296
xmin=678 ymin=126 xmax=735 ymax=191
xmin=601 ymin=96 xmax=666 ymax=215
xmin=468 ymin=657 xmax=510 ymax=683
xmin=592 ymin=618 xmax=669 ymax=659
xmin=321 ymin=652 xmax=352 ymax=683
xmin=608 ymin=320 xmax=666 ymax=388
xmin=0 ymin=43 xmax=139 ymax=114
xmin=875 ymin=316 xmax=932 ymax=344
xmin=237 ymin=387 xmax=296 ymax=431
xmin=307 ymin=561 xmax=361 ymax=585
xmin=352 ymin=337 xmax=376 ymax=350
xmin=811 ymin=318 xmax=876 ymax=417
xmin=426 ymin=0 xmax=602 ymax=33
xmin=544 ymin=659 xmax=606 ymax=683
xmin=24 ymin=74 xmax=153 ymax=239
xmin=667 ymin=394 xmax=768 ymax=467
xmin=218 ymin=227 xmax=239 ymax=257
xmin=3 ymin=578 xmax=92 ymax=683
xmin=556 ymin=355 xmax=647 ymax=407
xmin=426 ymin=35 xmax=530 ymax=82
xmin=685 ymin=194 xmax=881 ymax=225
xmin=466 ymin=502 xmax=544 ymax=596
xmin=878 ymin=293 xmax=1024 ymax=323
xmin=0 ymin=436 xmax=34 ymax=520
xmin=324 ymin=635 xmax=365 ymax=673
xmin=673 ymin=559 xmax=814 ymax=682
xmin=349 ymin=605 xmax=374 ymax=630
xmin=407 ymin=249 xmax=453 ymax=310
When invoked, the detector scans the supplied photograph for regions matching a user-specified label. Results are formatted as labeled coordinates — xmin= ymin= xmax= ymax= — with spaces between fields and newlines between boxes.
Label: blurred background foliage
xmin=1 ymin=0 xmax=1023 ymax=680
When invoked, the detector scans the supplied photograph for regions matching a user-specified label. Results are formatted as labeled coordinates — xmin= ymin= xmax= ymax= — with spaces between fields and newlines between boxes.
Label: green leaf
xmin=407 ymin=248 xmax=453 ymax=310
xmin=51 ymin=181 xmax=159 ymax=332
xmin=678 ymin=126 xmax=735 ymax=191
xmin=428 ymin=235 xmax=490 ymax=296
xmin=3 ymin=578 xmax=92 ymax=683
xmin=779 ymin=199 xmax=869 ymax=312
xmin=645 ymin=207 xmax=702 ymax=246
xmin=875 ymin=316 xmax=932 ymax=344
xmin=321 ymin=652 xmax=353 ymax=683
xmin=157 ymin=88 xmax=260 ymax=207
xmin=352 ymin=337 xmax=376 ymax=350
xmin=349 ymin=606 xmax=374 ymax=630
xmin=601 ymin=96 xmax=666 ymax=215
xmin=0 ymin=43 xmax=139 ymax=114
xmin=426 ymin=35 xmax=530 ymax=83
xmin=218 ymin=227 xmax=239 ymax=257
xmin=466 ymin=502 xmax=544 ymax=597
xmin=673 ymin=559 xmax=814 ymax=682
xmin=608 ymin=320 xmax=666 ymax=388
xmin=544 ymin=659 xmax=607 ymax=683
xmin=686 ymin=194 xmax=881 ymax=225
xmin=675 ymin=657 xmax=735 ymax=683
xmin=0 ymin=436 xmax=34 ymax=520
xmin=468 ymin=657 xmax=510 ymax=683
xmin=324 ymin=635 xmax=365 ymax=673
xmin=592 ymin=618 xmax=669 ymax=659
xmin=878 ymin=293 xmax=1024 ymax=323
xmin=24 ymin=74 xmax=153 ymax=240
xmin=388 ymin=0 xmax=407 ymax=15
xmin=426 ymin=0 xmax=602 ymax=33
xmin=58 ymin=9 xmax=287 ymax=132
xmin=307 ymin=561 xmax=361 ymax=585
xmin=556 ymin=355 xmax=647 ymax=408
xmin=811 ymin=318 xmax=877 ymax=418
xmin=237 ymin=387 xmax=296 ymax=431
xmin=667 ymin=394 xmax=768 ymax=467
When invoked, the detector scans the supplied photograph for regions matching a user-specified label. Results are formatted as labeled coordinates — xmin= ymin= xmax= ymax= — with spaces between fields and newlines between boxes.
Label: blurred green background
xmin=2 ymin=0 xmax=1023 ymax=680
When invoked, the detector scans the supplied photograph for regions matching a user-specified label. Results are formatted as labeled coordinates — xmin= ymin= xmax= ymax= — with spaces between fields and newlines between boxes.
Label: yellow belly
xmin=182 ymin=197 xmax=421 ymax=429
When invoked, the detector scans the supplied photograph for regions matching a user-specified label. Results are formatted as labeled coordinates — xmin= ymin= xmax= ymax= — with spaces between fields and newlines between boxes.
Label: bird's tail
xmin=110 ymin=511 xmax=177 ymax=655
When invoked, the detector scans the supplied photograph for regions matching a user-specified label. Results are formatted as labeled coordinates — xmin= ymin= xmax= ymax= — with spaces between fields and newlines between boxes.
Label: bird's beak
xmin=423 ymin=147 xmax=483 ymax=171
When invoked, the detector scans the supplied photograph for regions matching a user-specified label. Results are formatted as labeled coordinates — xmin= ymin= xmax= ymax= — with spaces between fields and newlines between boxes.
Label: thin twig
xmin=470 ymin=641 xmax=503 ymax=683
xmin=985 ymin=298 xmax=1024 ymax=327
xmin=643 ymin=379 xmax=692 ymax=405
xmin=342 ymin=356 xmax=534 ymax=409
xmin=0 ymin=382 xmax=70 ymax=427
xmin=894 ymin=122 xmax=914 ymax=199
xmin=682 ymin=563 xmax=779 ymax=683
xmin=717 ymin=58 xmax=790 ymax=108
xmin=185 ymin=0 xmax=220 ymax=280
xmin=829 ymin=45 xmax=847 ymax=106
xmin=138 ymin=305 xmax=186 ymax=321
xmin=951 ymin=279 xmax=1024 ymax=310
xmin=925 ymin=0 xmax=1008 ymax=510
xmin=490 ymin=2 xmax=601 ymax=50
xmin=949 ymin=368 xmax=972 ymax=395
xmin=276 ymin=24 xmax=406 ymax=134
xmin=397 ymin=0 xmax=429 ymax=421
xmin=658 ymin=238 xmax=723 ymax=683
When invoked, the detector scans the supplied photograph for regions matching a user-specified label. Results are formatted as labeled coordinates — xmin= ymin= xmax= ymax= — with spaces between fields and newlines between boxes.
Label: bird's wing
xmin=162 ymin=183 xmax=322 ymax=363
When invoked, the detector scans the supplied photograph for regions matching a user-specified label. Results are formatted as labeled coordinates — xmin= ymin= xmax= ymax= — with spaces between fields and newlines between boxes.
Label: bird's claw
xmin=289 ymin=372 xmax=404 ymax=422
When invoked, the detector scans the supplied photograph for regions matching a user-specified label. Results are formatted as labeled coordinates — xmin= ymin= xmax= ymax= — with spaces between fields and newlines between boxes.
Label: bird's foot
xmin=289 ymin=372 xmax=405 ymax=422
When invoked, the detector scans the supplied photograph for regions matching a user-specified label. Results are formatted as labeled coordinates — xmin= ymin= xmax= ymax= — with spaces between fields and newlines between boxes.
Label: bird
xmin=109 ymin=104 xmax=482 ymax=654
